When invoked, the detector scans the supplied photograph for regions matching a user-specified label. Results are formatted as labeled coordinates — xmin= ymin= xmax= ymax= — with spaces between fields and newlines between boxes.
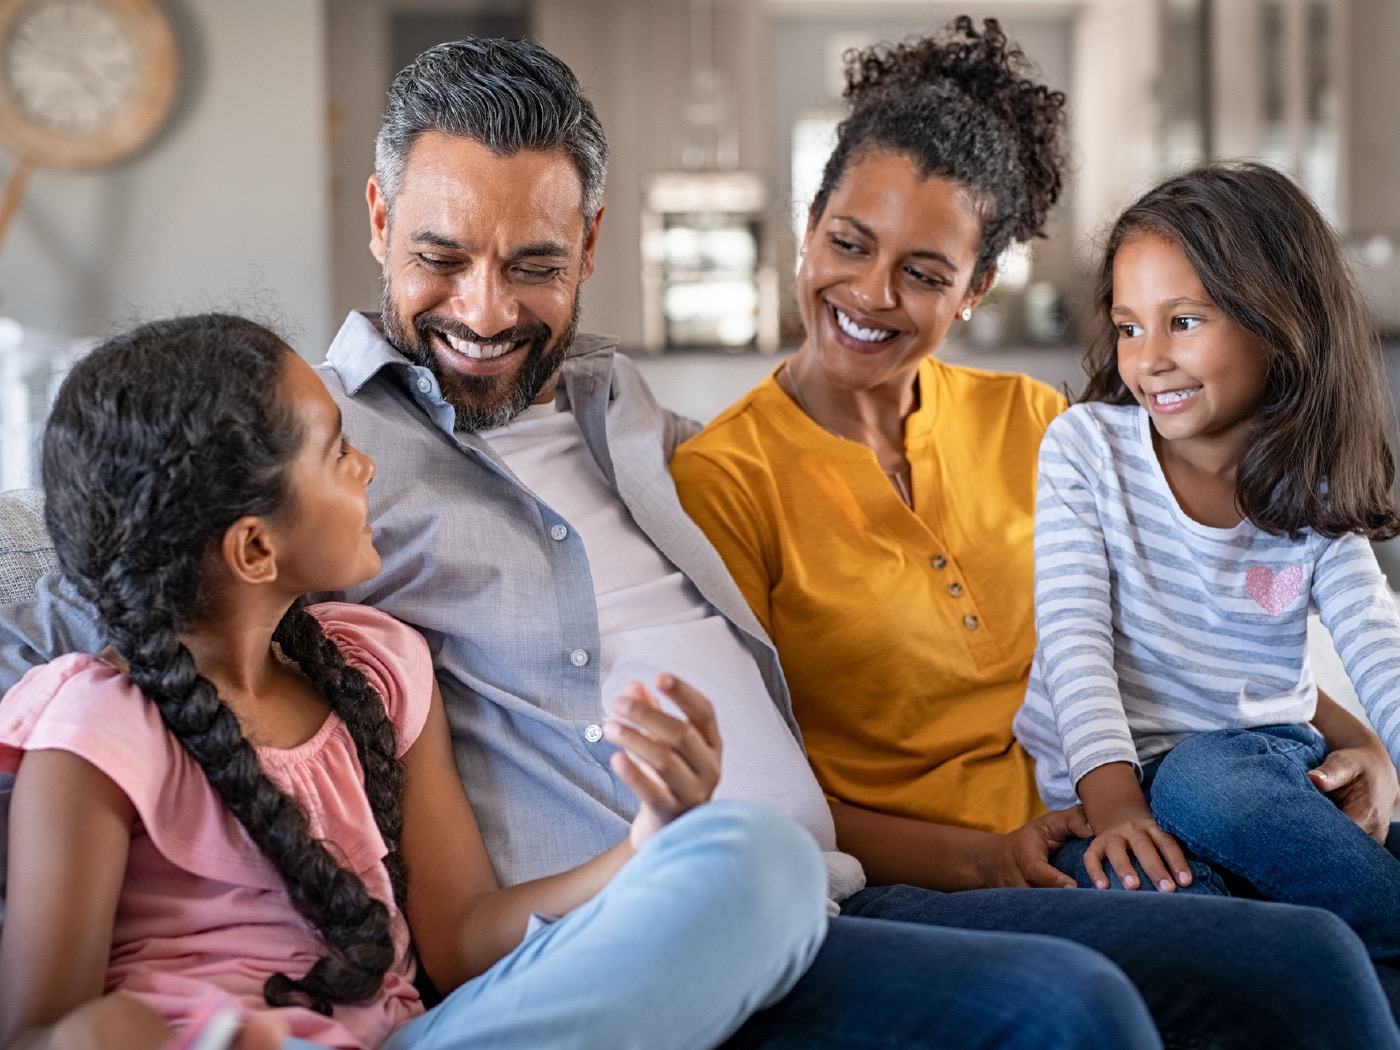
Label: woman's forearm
xmin=831 ymin=801 xmax=1007 ymax=891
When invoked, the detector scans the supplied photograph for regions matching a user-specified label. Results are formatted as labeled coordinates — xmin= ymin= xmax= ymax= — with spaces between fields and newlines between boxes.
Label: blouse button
xmin=570 ymin=648 xmax=590 ymax=667
xmin=550 ymin=524 xmax=569 ymax=541
xmin=963 ymin=615 xmax=980 ymax=630
xmin=948 ymin=582 xmax=964 ymax=597
xmin=584 ymin=724 xmax=604 ymax=743
xmin=931 ymin=555 xmax=947 ymax=570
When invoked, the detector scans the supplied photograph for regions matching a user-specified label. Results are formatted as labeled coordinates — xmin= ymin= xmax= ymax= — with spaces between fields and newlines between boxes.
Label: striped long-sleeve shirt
xmin=1012 ymin=401 xmax=1400 ymax=810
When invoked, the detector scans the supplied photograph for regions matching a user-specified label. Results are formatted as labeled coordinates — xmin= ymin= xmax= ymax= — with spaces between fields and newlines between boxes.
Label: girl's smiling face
xmin=1112 ymin=231 xmax=1269 ymax=465
xmin=797 ymin=150 xmax=987 ymax=394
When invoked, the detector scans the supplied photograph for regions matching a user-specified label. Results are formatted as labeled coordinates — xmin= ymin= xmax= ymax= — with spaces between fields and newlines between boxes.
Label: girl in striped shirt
xmin=1013 ymin=162 xmax=1400 ymax=968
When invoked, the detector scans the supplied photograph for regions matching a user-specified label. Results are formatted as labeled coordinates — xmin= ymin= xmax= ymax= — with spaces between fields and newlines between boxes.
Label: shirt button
xmin=570 ymin=648 xmax=590 ymax=667
xmin=948 ymin=582 xmax=964 ymax=597
xmin=550 ymin=524 xmax=569 ymax=541
xmin=584 ymin=723 xmax=603 ymax=743
xmin=931 ymin=555 xmax=947 ymax=570
xmin=416 ymin=375 xmax=432 ymax=394
xmin=963 ymin=614 xmax=980 ymax=630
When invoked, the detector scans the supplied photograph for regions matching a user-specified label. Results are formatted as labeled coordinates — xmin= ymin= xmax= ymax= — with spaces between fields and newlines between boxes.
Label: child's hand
xmin=1084 ymin=815 xmax=1193 ymax=892
xmin=604 ymin=674 xmax=722 ymax=849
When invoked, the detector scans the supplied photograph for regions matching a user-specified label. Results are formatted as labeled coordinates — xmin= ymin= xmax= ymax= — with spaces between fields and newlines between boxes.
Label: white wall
xmin=0 ymin=0 xmax=332 ymax=358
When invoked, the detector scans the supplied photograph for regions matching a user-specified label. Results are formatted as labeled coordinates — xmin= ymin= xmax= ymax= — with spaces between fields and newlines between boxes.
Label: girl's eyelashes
xmin=338 ymin=435 xmax=352 ymax=459
xmin=1170 ymin=315 xmax=1203 ymax=332
xmin=1116 ymin=321 xmax=1143 ymax=339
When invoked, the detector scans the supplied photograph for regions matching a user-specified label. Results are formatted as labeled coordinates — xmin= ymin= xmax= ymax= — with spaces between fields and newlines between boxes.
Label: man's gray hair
xmin=375 ymin=38 xmax=608 ymax=229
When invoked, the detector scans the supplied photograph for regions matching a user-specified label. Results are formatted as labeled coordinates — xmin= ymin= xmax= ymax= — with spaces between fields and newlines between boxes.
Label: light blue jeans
xmin=317 ymin=801 xmax=827 ymax=1050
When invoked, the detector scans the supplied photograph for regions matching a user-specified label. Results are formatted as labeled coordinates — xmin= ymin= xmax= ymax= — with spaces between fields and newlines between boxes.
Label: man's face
xmin=368 ymin=132 xmax=601 ymax=430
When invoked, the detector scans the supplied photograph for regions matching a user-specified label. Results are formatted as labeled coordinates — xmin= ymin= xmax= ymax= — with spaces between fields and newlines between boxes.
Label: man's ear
xmin=220 ymin=516 xmax=279 ymax=587
xmin=368 ymin=174 xmax=389 ymax=265
xmin=579 ymin=201 xmax=605 ymax=282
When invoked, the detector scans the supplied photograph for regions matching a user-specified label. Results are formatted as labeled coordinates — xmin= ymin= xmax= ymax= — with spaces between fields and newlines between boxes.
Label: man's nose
xmin=448 ymin=268 xmax=521 ymax=337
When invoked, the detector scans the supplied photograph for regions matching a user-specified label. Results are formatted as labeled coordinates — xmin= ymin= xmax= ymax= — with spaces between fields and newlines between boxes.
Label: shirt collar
xmin=325 ymin=311 xmax=409 ymax=396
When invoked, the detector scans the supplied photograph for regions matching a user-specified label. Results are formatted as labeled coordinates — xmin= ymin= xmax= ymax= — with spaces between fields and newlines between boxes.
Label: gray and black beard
xmin=379 ymin=281 xmax=580 ymax=432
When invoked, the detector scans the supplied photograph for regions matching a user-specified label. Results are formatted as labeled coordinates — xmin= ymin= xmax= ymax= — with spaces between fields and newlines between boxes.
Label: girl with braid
xmin=0 ymin=314 xmax=827 ymax=1050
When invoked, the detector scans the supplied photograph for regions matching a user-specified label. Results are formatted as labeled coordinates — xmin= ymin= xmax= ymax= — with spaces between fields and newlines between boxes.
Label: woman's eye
xmin=338 ymin=437 xmax=352 ymax=459
xmin=829 ymin=235 xmax=862 ymax=254
xmin=906 ymin=268 xmax=946 ymax=288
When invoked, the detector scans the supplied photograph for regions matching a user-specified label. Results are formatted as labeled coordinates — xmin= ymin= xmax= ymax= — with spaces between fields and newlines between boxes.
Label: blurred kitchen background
xmin=2 ymin=0 xmax=1399 ymax=440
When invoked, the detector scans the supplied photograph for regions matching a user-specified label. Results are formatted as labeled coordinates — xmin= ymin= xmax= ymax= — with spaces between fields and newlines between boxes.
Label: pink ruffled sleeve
xmin=307 ymin=602 xmax=434 ymax=755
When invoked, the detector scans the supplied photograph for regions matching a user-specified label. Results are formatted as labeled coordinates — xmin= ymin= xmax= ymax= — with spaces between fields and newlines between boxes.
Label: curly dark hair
xmin=41 ymin=314 xmax=408 ymax=1013
xmin=810 ymin=15 xmax=1068 ymax=286
xmin=1080 ymin=162 xmax=1400 ymax=540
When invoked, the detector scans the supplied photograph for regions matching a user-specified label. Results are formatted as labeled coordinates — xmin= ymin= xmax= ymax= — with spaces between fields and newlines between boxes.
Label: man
xmin=0 ymin=36 xmax=1394 ymax=1049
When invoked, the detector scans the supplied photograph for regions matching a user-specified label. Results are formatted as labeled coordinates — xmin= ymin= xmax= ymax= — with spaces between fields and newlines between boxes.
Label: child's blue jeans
xmin=1053 ymin=723 xmax=1400 ymax=962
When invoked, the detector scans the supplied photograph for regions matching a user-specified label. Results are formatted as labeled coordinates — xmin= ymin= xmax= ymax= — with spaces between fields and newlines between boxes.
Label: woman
xmin=673 ymin=14 xmax=1400 ymax=1040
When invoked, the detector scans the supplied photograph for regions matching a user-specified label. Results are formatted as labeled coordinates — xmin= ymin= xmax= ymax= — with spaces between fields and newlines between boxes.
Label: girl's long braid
xmin=42 ymin=314 xmax=401 ymax=1014
xmin=274 ymin=601 xmax=407 ymax=910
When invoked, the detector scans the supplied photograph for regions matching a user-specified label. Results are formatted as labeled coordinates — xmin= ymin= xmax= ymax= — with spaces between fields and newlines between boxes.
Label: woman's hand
xmin=604 ymin=674 xmax=722 ymax=849
xmin=1309 ymin=691 xmax=1399 ymax=843
xmin=1308 ymin=744 xmax=1399 ymax=843
xmin=977 ymin=807 xmax=1093 ymax=888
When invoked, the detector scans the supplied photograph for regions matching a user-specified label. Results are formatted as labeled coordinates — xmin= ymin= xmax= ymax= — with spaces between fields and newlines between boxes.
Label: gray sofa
xmin=0 ymin=488 xmax=61 ymax=925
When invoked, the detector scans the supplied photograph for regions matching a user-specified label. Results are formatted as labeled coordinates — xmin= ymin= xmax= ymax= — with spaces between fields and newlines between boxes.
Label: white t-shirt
xmin=482 ymin=393 xmax=862 ymax=902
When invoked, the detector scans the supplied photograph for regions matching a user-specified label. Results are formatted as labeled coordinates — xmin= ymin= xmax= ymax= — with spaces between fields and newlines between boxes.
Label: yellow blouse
xmin=672 ymin=356 xmax=1065 ymax=833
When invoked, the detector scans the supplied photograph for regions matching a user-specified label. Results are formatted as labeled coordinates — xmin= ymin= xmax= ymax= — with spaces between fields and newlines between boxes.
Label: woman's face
xmin=797 ymin=150 xmax=987 ymax=394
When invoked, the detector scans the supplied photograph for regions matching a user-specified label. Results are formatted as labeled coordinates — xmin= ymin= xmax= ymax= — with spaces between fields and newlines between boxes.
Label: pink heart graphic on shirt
xmin=1245 ymin=565 xmax=1304 ymax=615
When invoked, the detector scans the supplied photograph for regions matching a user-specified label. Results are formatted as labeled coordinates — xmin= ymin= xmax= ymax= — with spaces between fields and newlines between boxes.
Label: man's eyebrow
xmin=409 ymin=230 xmax=465 ymax=250
xmin=405 ymin=231 xmax=571 ymax=260
xmin=513 ymin=241 xmax=572 ymax=260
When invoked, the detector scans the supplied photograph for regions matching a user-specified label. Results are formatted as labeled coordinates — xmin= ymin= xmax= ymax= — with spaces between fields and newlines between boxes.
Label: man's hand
xmin=1309 ymin=744 xmax=1400 ymax=844
xmin=977 ymin=807 xmax=1093 ymax=888
xmin=604 ymin=674 xmax=722 ymax=849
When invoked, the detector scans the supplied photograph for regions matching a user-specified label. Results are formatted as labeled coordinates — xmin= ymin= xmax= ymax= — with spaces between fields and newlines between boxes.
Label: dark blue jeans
xmin=826 ymin=883 xmax=1399 ymax=1049
xmin=723 ymin=911 xmax=1160 ymax=1049
xmin=1054 ymin=724 xmax=1400 ymax=966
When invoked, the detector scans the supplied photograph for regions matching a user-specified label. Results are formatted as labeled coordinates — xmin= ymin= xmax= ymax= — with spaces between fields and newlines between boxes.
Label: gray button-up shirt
xmin=319 ymin=312 xmax=817 ymax=886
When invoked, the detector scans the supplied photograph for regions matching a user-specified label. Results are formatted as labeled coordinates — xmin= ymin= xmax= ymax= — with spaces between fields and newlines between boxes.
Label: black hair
xmin=811 ymin=15 xmax=1068 ymax=286
xmin=376 ymin=37 xmax=607 ymax=232
xmin=41 ymin=313 xmax=408 ymax=1012
xmin=1080 ymin=162 xmax=1400 ymax=540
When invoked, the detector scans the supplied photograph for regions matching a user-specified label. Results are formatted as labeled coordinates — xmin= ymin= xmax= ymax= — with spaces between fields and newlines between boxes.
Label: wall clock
xmin=0 ymin=0 xmax=180 ymax=171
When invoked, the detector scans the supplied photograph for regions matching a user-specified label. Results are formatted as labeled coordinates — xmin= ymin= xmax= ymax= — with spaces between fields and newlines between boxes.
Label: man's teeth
xmin=834 ymin=307 xmax=895 ymax=343
xmin=443 ymin=332 xmax=515 ymax=359
xmin=1153 ymin=389 xmax=1197 ymax=404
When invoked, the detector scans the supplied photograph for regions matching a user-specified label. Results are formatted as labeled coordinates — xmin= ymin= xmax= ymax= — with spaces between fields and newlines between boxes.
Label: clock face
xmin=0 ymin=0 xmax=178 ymax=170
xmin=6 ymin=1 xmax=140 ymax=132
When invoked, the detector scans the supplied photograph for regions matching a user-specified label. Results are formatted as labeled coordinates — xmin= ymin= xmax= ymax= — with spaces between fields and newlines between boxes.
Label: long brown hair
xmin=1081 ymin=162 xmax=1400 ymax=540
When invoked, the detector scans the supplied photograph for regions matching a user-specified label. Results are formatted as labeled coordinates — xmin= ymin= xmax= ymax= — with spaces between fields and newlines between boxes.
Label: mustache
xmin=414 ymin=314 xmax=551 ymax=347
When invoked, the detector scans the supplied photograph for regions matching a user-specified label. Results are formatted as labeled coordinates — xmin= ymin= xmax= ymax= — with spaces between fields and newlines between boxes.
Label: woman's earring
xmin=960 ymin=307 xmax=972 ymax=322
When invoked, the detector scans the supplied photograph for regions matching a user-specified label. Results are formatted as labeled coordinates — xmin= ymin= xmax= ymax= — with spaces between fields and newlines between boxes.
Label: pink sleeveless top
xmin=0 ymin=603 xmax=432 ymax=1049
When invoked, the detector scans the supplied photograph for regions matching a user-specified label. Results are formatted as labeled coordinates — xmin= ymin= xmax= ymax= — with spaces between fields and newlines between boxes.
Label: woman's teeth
xmin=834 ymin=307 xmax=896 ymax=343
